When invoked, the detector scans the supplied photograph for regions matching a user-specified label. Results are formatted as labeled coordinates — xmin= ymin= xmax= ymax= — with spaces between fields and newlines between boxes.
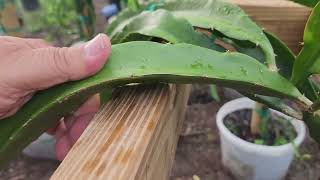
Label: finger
xmin=69 ymin=113 xmax=95 ymax=143
xmin=0 ymin=36 xmax=50 ymax=49
xmin=10 ymin=34 xmax=111 ymax=90
xmin=53 ymin=118 xmax=68 ymax=139
xmin=55 ymin=113 xmax=96 ymax=161
xmin=48 ymin=94 xmax=99 ymax=134
xmin=65 ymin=95 xmax=99 ymax=141
xmin=74 ymin=94 xmax=100 ymax=117
xmin=55 ymin=134 xmax=72 ymax=161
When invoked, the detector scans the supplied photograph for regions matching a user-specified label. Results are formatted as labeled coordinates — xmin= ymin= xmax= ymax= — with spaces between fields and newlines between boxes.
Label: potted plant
xmin=0 ymin=1 xmax=319 ymax=176
xmin=216 ymin=97 xmax=306 ymax=180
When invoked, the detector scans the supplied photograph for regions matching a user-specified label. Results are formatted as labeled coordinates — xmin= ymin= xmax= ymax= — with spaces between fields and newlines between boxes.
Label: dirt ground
xmin=1 ymin=85 xmax=320 ymax=180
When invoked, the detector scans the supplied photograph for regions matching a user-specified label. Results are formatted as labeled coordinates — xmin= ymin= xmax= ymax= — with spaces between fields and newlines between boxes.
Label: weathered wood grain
xmin=51 ymin=84 xmax=190 ymax=180
xmin=233 ymin=0 xmax=311 ymax=54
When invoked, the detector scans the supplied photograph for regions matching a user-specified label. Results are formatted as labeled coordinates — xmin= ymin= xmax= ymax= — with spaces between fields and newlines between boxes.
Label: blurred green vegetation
xmin=19 ymin=0 xmax=79 ymax=45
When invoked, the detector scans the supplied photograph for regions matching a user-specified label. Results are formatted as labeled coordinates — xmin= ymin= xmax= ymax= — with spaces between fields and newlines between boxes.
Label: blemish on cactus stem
xmin=139 ymin=65 xmax=146 ymax=69
xmin=240 ymin=66 xmax=248 ymax=75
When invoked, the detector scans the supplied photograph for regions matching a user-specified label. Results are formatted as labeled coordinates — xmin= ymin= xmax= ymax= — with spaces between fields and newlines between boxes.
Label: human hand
xmin=0 ymin=34 xmax=111 ymax=160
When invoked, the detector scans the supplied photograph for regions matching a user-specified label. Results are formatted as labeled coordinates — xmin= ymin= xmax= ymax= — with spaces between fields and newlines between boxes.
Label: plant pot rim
xmin=216 ymin=97 xmax=306 ymax=153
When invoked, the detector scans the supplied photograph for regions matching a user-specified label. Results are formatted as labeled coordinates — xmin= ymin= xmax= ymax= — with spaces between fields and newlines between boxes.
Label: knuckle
xmin=50 ymin=47 xmax=72 ymax=80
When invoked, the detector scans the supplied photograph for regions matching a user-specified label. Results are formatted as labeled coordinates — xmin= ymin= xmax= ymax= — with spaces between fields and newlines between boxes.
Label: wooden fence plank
xmin=51 ymin=84 xmax=190 ymax=180
xmin=233 ymin=0 xmax=311 ymax=53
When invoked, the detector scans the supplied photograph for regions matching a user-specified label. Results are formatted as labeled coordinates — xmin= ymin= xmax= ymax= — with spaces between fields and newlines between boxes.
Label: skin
xmin=0 ymin=34 xmax=111 ymax=161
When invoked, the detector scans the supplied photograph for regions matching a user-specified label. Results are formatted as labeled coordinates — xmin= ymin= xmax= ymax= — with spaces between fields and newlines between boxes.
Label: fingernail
xmin=85 ymin=34 xmax=109 ymax=57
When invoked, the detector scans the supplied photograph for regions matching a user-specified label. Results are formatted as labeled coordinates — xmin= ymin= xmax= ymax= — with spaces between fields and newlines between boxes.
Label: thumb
xmin=15 ymin=33 xmax=111 ymax=90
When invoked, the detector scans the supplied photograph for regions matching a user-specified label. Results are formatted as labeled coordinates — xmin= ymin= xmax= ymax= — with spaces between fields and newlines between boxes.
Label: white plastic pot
xmin=216 ymin=98 xmax=306 ymax=180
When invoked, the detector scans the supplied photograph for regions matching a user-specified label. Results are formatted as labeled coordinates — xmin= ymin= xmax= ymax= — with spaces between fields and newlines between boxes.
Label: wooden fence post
xmin=51 ymin=84 xmax=190 ymax=180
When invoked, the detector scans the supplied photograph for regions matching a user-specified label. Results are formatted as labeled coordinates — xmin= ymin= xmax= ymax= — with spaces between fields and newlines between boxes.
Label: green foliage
xmin=292 ymin=141 xmax=312 ymax=161
xmin=110 ymin=9 xmax=223 ymax=51
xmin=273 ymin=136 xmax=288 ymax=146
xmin=242 ymin=93 xmax=302 ymax=119
xmin=253 ymin=108 xmax=297 ymax=146
xmin=127 ymin=0 xmax=140 ymax=11
xmin=100 ymin=89 xmax=113 ymax=106
xmin=74 ymin=0 xmax=96 ymax=40
xmin=291 ymin=0 xmax=319 ymax=7
xmin=107 ymin=0 xmax=276 ymax=68
xmin=20 ymin=0 xmax=91 ymax=45
xmin=254 ymin=139 xmax=264 ymax=145
xmin=159 ymin=0 xmax=276 ymax=68
xmin=291 ymin=2 xmax=320 ymax=86
xmin=256 ymin=107 xmax=271 ymax=141
xmin=41 ymin=0 xmax=77 ymax=28
xmin=210 ymin=85 xmax=220 ymax=102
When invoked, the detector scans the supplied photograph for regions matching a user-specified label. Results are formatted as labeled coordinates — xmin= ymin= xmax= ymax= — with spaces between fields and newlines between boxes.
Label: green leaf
xmin=241 ymin=93 xmax=302 ymax=120
xmin=224 ymin=38 xmax=265 ymax=63
xmin=160 ymin=0 xmax=276 ymax=68
xmin=106 ymin=0 xmax=275 ymax=67
xmin=256 ymin=106 xmax=271 ymax=140
xmin=111 ymin=9 xmax=224 ymax=51
xmin=264 ymin=32 xmax=295 ymax=80
xmin=265 ymin=31 xmax=320 ymax=103
xmin=254 ymin=139 xmax=264 ymax=145
xmin=0 ymin=41 xmax=303 ymax=166
xmin=291 ymin=2 xmax=320 ymax=85
xmin=210 ymin=85 xmax=220 ymax=102
xmin=99 ymin=89 xmax=113 ymax=106
xmin=127 ymin=0 xmax=140 ymax=11
xmin=290 ymin=0 xmax=319 ymax=7
xmin=304 ymin=111 xmax=320 ymax=143
xmin=237 ymin=32 xmax=305 ymax=118
xmin=213 ymin=31 xmax=294 ymax=78
xmin=299 ymin=78 xmax=320 ymax=102
xmin=274 ymin=136 xmax=289 ymax=146
xmin=105 ymin=9 xmax=140 ymax=36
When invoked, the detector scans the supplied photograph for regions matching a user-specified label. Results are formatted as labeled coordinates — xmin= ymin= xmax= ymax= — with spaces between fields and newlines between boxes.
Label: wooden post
xmin=233 ymin=0 xmax=311 ymax=54
xmin=51 ymin=84 xmax=190 ymax=180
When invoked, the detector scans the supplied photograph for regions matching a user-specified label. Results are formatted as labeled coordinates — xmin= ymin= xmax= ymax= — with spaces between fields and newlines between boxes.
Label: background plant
xmin=18 ymin=0 xmax=95 ymax=45
xmin=291 ymin=0 xmax=319 ymax=7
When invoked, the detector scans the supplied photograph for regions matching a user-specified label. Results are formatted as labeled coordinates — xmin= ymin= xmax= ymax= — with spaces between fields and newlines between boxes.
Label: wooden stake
xmin=51 ymin=84 xmax=190 ymax=180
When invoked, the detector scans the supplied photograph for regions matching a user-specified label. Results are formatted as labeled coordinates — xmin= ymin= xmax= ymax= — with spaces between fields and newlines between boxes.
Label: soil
xmin=224 ymin=109 xmax=297 ymax=146
xmin=1 ymin=85 xmax=320 ymax=180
